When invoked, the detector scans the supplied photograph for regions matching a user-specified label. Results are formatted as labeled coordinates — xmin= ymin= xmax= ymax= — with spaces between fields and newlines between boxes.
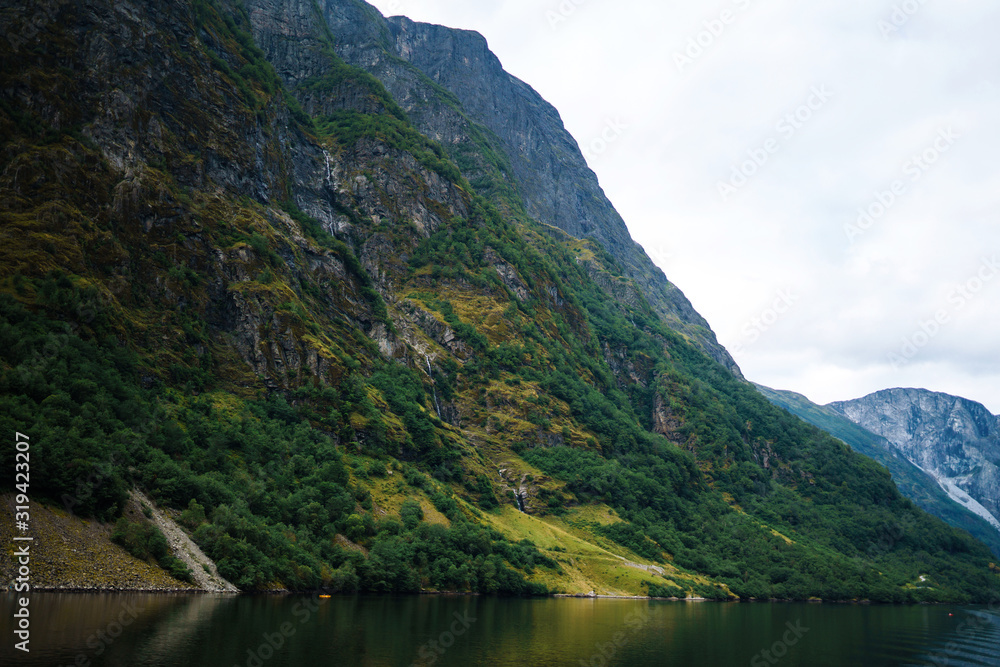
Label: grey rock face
xmin=309 ymin=1 xmax=741 ymax=376
xmin=829 ymin=389 xmax=1000 ymax=532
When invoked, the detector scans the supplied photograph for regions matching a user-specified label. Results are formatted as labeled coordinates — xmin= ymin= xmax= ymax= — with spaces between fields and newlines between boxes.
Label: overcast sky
xmin=366 ymin=0 xmax=1000 ymax=413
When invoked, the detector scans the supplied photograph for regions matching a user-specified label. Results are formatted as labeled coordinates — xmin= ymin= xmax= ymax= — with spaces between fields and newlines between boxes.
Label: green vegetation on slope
xmin=755 ymin=384 xmax=1000 ymax=557
xmin=0 ymin=291 xmax=550 ymax=593
xmin=0 ymin=0 xmax=997 ymax=603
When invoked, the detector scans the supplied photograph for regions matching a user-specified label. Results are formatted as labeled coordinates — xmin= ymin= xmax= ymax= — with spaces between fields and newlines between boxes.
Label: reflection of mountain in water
xmin=0 ymin=593 xmax=215 ymax=665
xmin=119 ymin=594 xmax=234 ymax=666
xmin=6 ymin=595 xmax=1000 ymax=666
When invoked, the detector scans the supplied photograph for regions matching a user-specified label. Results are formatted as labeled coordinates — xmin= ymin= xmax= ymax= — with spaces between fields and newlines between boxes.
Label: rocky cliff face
xmin=829 ymin=389 xmax=1000 ymax=532
xmin=5 ymin=0 xmax=999 ymax=602
xmin=292 ymin=0 xmax=741 ymax=376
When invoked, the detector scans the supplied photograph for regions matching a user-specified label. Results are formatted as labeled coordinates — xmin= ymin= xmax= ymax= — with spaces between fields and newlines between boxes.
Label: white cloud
xmin=367 ymin=0 xmax=1000 ymax=413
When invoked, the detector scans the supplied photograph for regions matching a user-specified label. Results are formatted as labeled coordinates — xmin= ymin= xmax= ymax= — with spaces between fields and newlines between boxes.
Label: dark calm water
xmin=2 ymin=593 xmax=999 ymax=667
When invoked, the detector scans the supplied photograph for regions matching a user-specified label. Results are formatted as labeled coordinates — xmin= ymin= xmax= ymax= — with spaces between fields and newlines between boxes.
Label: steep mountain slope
xmin=830 ymin=389 xmax=1000 ymax=535
xmin=276 ymin=0 xmax=740 ymax=375
xmin=1 ymin=0 xmax=998 ymax=602
xmin=757 ymin=385 xmax=1000 ymax=557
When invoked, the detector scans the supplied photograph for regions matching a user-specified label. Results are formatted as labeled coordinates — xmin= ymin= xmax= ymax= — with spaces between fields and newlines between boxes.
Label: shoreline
xmin=3 ymin=588 xmax=973 ymax=605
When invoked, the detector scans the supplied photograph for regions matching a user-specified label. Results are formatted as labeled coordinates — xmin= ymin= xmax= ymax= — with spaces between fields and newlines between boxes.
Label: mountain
xmin=278 ymin=0 xmax=740 ymax=375
xmin=1 ymin=0 xmax=998 ymax=602
xmin=756 ymin=385 xmax=1000 ymax=557
xmin=829 ymin=389 xmax=1000 ymax=538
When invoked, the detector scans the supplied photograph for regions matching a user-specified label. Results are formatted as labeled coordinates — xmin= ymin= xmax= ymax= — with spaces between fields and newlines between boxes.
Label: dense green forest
xmin=1 ymin=0 xmax=998 ymax=602
xmin=0 ymin=288 xmax=552 ymax=593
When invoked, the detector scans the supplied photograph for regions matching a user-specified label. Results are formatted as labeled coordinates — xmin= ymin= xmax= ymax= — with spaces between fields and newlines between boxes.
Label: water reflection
xmin=1 ymin=593 xmax=998 ymax=667
xmin=914 ymin=607 xmax=1000 ymax=667
xmin=0 ymin=593 xmax=232 ymax=667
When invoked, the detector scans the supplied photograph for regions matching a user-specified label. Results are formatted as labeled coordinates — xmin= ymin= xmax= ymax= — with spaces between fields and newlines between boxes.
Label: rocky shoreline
xmin=20 ymin=586 xmax=220 ymax=593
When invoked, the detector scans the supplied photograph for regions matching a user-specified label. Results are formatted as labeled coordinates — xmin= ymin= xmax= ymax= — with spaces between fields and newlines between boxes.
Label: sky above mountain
xmin=366 ymin=0 xmax=1000 ymax=413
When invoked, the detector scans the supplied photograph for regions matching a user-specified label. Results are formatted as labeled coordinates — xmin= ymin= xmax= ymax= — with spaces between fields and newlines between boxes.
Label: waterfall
xmin=323 ymin=150 xmax=333 ymax=186
xmin=515 ymin=474 xmax=528 ymax=513
xmin=426 ymin=355 xmax=442 ymax=419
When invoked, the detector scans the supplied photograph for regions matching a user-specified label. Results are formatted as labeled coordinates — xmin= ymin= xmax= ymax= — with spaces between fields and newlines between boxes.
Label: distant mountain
xmin=756 ymin=385 xmax=1000 ymax=556
xmin=829 ymin=389 xmax=1000 ymax=540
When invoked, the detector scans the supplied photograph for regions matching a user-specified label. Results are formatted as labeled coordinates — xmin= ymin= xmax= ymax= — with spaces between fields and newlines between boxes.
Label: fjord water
xmin=3 ymin=594 xmax=999 ymax=666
